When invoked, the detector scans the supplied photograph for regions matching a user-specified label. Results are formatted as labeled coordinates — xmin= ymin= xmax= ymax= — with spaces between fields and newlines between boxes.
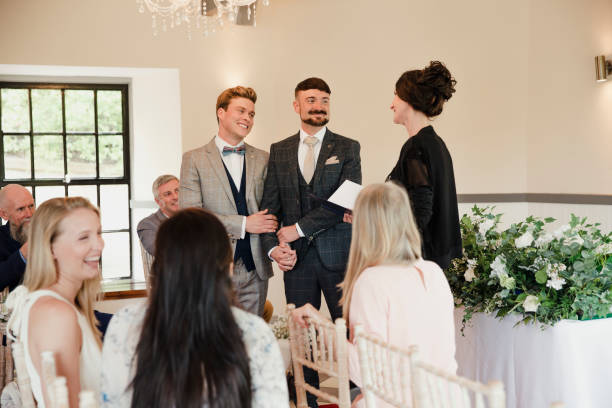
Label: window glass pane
xmin=31 ymin=89 xmax=62 ymax=133
xmin=99 ymin=135 xmax=124 ymax=178
xmin=68 ymin=185 xmax=98 ymax=208
xmin=101 ymin=232 xmax=130 ymax=279
xmin=65 ymin=90 xmax=94 ymax=133
xmin=67 ymin=135 xmax=96 ymax=178
xmin=3 ymin=135 xmax=31 ymax=179
xmin=34 ymin=135 xmax=64 ymax=179
xmin=97 ymin=91 xmax=122 ymax=132
xmin=99 ymin=184 xmax=128 ymax=230
xmin=1 ymin=89 xmax=30 ymax=132
xmin=34 ymin=185 xmax=65 ymax=206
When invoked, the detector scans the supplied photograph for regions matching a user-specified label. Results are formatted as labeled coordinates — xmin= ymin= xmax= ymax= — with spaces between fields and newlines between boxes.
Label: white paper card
xmin=327 ymin=180 xmax=363 ymax=211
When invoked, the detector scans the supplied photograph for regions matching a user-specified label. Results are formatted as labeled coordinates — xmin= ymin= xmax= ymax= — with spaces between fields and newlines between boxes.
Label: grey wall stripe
xmin=458 ymin=194 xmax=612 ymax=205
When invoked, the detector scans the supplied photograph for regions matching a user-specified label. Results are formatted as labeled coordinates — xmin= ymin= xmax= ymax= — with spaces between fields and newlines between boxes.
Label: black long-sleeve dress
xmin=387 ymin=125 xmax=461 ymax=269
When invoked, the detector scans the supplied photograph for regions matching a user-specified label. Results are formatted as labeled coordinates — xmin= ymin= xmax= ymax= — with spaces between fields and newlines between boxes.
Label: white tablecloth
xmin=454 ymin=310 xmax=612 ymax=408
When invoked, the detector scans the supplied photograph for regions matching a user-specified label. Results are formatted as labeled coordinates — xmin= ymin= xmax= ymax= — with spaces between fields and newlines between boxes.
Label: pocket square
xmin=325 ymin=156 xmax=340 ymax=165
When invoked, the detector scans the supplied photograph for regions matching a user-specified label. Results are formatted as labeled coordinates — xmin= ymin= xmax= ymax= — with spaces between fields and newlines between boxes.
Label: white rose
xmin=565 ymin=235 xmax=584 ymax=247
xmin=595 ymin=243 xmax=612 ymax=255
xmin=523 ymin=295 xmax=540 ymax=313
xmin=535 ymin=233 xmax=553 ymax=248
xmin=479 ymin=219 xmax=495 ymax=235
xmin=490 ymin=255 xmax=507 ymax=278
xmin=553 ymin=225 xmax=571 ymax=239
xmin=546 ymin=276 xmax=566 ymax=290
xmin=515 ymin=231 xmax=534 ymax=249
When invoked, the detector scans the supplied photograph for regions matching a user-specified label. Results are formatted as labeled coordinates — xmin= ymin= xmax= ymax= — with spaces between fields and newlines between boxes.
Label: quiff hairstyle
xmin=215 ymin=86 xmax=257 ymax=122
xmin=294 ymin=77 xmax=331 ymax=97
xmin=152 ymin=175 xmax=178 ymax=200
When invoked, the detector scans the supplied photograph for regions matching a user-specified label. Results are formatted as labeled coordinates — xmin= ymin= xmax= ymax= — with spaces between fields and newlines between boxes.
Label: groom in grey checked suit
xmin=179 ymin=86 xmax=278 ymax=316
xmin=261 ymin=77 xmax=361 ymax=407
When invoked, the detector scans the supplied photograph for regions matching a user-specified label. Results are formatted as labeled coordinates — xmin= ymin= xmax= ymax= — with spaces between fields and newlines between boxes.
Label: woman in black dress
xmin=386 ymin=61 xmax=461 ymax=270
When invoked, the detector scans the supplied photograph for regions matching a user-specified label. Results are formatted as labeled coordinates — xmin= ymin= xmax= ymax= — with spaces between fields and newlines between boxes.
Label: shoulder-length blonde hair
xmin=24 ymin=197 xmax=102 ymax=347
xmin=340 ymin=182 xmax=422 ymax=324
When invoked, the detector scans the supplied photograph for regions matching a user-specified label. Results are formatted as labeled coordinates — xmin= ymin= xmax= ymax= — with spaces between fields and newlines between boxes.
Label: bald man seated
xmin=0 ymin=184 xmax=35 ymax=292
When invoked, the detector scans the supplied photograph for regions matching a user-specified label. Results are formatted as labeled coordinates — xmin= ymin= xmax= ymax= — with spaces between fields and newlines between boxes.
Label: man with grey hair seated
xmin=137 ymin=175 xmax=179 ymax=255
xmin=0 ymin=184 xmax=35 ymax=291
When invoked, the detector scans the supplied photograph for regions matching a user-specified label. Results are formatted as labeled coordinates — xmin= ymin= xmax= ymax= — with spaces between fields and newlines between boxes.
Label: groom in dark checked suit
xmin=260 ymin=77 xmax=361 ymax=407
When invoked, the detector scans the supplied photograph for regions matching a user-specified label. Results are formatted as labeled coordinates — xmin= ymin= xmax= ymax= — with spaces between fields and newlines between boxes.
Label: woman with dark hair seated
xmin=100 ymin=208 xmax=289 ymax=408
xmin=386 ymin=60 xmax=462 ymax=270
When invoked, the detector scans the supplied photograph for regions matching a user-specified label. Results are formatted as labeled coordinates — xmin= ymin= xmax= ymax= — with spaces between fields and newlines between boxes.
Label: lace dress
xmin=101 ymin=302 xmax=289 ymax=407
xmin=6 ymin=286 xmax=102 ymax=407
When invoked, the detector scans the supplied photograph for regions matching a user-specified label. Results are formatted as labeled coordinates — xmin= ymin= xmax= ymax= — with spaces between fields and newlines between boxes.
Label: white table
xmin=454 ymin=310 xmax=612 ymax=408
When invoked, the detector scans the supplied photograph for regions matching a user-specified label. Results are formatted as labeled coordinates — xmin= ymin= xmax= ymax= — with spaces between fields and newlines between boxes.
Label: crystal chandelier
xmin=137 ymin=0 xmax=270 ymax=37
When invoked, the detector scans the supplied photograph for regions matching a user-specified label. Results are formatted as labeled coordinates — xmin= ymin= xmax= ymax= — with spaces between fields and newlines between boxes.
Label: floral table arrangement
xmin=446 ymin=206 xmax=612 ymax=329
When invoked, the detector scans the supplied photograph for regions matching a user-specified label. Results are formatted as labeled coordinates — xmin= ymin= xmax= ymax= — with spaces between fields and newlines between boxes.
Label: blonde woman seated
xmin=6 ymin=197 xmax=103 ymax=407
xmin=100 ymin=208 xmax=288 ymax=408
xmin=292 ymin=182 xmax=457 ymax=407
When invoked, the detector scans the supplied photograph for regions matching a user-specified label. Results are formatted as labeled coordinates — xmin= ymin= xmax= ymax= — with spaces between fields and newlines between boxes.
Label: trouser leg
xmin=284 ymin=247 xmax=322 ymax=408
xmin=232 ymin=260 xmax=268 ymax=316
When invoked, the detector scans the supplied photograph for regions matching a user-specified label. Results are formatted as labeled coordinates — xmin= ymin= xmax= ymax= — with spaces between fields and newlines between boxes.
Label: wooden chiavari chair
xmin=287 ymin=304 xmax=350 ymax=408
xmin=11 ymin=342 xmax=35 ymax=408
xmin=139 ymin=240 xmax=154 ymax=289
xmin=354 ymin=324 xmax=507 ymax=408
xmin=353 ymin=325 xmax=416 ymax=408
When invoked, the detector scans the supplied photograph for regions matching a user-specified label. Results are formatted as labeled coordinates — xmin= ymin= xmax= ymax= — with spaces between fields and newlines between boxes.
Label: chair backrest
xmin=411 ymin=354 xmax=505 ymax=408
xmin=10 ymin=342 xmax=35 ymax=408
xmin=53 ymin=376 xmax=69 ymax=408
xmin=354 ymin=325 xmax=506 ymax=408
xmin=353 ymin=325 xmax=415 ymax=408
xmin=287 ymin=304 xmax=350 ymax=408
xmin=41 ymin=350 xmax=58 ymax=407
xmin=139 ymin=240 xmax=154 ymax=288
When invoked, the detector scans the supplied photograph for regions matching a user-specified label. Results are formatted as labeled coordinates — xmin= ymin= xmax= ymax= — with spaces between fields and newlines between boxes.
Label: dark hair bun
xmin=421 ymin=61 xmax=456 ymax=102
xmin=395 ymin=60 xmax=457 ymax=117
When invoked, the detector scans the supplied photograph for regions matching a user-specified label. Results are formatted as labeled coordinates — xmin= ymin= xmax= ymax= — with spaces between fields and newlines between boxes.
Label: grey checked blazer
xmin=179 ymin=137 xmax=273 ymax=280
xmin=136 ymin=209 xmax=167 ymax=255
xmin=260 ymin=129 xmax=362 ymax=272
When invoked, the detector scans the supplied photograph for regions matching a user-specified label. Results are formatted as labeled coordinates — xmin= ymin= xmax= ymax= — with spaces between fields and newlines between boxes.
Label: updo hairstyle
xmin=395 ymin=61 xmax=457 ymax=117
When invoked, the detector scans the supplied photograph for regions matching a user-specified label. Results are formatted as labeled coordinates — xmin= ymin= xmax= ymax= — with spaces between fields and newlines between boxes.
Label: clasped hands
xmin=271 ymin=225 xmax=299 ymax=272
xmin=246 ymin=209 xmax=297 ymax=271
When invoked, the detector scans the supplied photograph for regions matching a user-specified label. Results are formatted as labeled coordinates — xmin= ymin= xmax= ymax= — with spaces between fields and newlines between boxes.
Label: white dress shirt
xmin=297 ymin=126 xmax=326 ymax=176
xmin=215 ymin=135 xmax=247 ymax=239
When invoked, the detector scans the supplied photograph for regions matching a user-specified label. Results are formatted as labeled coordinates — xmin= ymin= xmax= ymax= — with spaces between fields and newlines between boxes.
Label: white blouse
xmin=100 ymin=302 xmax=289 ymax=407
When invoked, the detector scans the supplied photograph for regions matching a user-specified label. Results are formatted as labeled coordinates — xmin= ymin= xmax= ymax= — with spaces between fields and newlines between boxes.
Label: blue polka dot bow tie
xmin=222 ymin=145 xmax=246 ymax=156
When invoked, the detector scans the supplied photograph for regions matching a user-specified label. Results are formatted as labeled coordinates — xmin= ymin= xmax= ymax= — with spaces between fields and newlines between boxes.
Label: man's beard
xmin=9 ymin=222 xmax=29 ymax=244
xmin=302 ymin=116 xmax=329 ymax=127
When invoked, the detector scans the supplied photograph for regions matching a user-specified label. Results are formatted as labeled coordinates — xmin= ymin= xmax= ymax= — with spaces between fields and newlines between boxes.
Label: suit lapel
xmin=313 ymin=129 xmax=335 ymax=189
xmin=204 ymin=138 xmax=237 ymax=211
xmin=245 ymin=143 xmax=256 ymax=200
xmin=286 ymin=133 xmax=301 ymax=194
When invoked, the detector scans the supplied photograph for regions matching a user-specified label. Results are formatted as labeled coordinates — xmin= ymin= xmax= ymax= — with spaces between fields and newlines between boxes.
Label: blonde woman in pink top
xmin=291 ymin=182 xmax=457 ymax=407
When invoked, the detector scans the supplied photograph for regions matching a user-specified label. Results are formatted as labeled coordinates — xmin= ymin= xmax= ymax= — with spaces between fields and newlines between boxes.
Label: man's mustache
xmin=308 ymin=110 xmax=327 ymax=115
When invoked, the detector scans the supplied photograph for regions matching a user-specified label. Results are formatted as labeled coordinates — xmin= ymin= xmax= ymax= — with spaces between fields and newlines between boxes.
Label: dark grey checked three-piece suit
xmin=260 ymin=129 xmax=361 ymax=319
